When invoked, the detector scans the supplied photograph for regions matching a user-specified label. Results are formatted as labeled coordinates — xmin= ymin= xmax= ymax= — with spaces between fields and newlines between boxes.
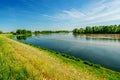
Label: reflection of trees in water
xmin=34 ymin=33 xmax=39 ymax=36
xmin=34 ymin=33 xmax=52 ymax=36
xmin=73 ymin=33 xmax=84 ymax=38
xmin=72 ymin=33 xmax=120 ymax=42
xmin=16 ymin=35 xmax=32 ymax=40
xmin=86 ymin=37 xmax=120 ymax=42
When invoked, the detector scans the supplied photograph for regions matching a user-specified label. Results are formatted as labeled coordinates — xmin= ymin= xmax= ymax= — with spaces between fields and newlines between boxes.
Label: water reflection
xmin=16 ymin=35 xmax=32 ymax=40
xmin=73 ymin=33 xmax=120 ymax=42
xmin=73 ymin=33 xmax=84 ymax=38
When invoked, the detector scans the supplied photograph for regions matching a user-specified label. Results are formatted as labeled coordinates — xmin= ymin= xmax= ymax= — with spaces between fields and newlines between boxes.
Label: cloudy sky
xmin=0 ymin=0 xmax=120 ymax=32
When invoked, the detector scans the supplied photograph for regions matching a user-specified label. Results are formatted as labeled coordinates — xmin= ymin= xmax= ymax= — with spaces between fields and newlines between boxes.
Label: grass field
xmin=0 ymin=34 xmax=120 ymax=80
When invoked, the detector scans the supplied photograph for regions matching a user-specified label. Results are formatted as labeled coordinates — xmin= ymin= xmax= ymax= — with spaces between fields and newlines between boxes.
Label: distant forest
xmin=73 ymin=24 xmax=120 ymax=34
xmin=34 ymin=30 xmax=69 ymax=34
xmin=15 ymin=29 xmax=32 ymax=35
xmin=12 ymin=29 xmax=69 ymax=35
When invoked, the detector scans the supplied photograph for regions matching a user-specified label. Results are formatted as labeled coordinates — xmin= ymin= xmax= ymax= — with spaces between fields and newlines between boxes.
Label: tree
xmin=79 ymin=28 xmax=84 ymax=33
xmin=27 ymin=30 xmax=32 ymax=34
xmin=22 ymin=29 xmax=27 ymax=34
xmin=112 ymin=25 xmax=118 ymax=34
xmin=85 ymin=26 xmax=92 ymax=33
xmin=34 ymin=31 xmax=40 ymax=34
xmin=73 ymin=24 xmax=120 ymax=34
xmin=73 ymin=28 xmax=79 ymax=33
xmin=117 ymin=25 xmax=120 ymax=33
xmin=16 ymin=29 xmax=21 ymax=34
xmin=16 ymin=29 xmax=32 ymax=35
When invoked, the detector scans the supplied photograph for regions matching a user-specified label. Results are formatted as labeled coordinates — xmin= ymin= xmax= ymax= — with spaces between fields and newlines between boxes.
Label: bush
xmin=93 ymin=64 xmax=101 ymax=68
xmin=83 ymin=61 xmax=101 ymax=68
xmin=83 ymin=61 xmax=93 ymax=66
xmin=0 ymin=30 xmax=3 ymax=34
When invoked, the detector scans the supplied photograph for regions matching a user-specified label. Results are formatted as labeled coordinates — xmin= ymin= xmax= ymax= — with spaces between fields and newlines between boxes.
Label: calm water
xmin=14 ymin=33 xmax=120 ymax=72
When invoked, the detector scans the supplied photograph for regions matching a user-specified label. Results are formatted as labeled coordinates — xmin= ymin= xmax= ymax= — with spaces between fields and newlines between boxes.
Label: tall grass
xmin=0 ymin=34 xmax=120 ymax=80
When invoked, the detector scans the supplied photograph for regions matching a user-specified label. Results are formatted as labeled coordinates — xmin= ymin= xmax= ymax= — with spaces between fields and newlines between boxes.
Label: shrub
xmin=0 ymin=30 xmax=3 ymax=34
xmin=93 ymin=64 xmax=101 ymax=68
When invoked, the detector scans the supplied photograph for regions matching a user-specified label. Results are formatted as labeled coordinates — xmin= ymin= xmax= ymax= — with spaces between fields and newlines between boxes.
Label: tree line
xmin=73 ymin=24 xmax=120 ymax=34
xmin=15 ymin=29 xmax=32 ymax=35
xmin=12 ymin=29 xmax=69 ymax=35
xmin=34 ymin=30 xmax=69 ymax=34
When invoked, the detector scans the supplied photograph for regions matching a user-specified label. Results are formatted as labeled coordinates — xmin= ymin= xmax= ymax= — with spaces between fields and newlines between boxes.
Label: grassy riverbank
xmin=0 ymin=34 xmax=120 ymax=80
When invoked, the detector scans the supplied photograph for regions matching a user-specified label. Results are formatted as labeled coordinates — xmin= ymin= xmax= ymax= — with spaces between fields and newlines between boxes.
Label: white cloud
xmin=44 ymin=9 xmax=86 ymax=20
xmin=62 ymin=9 xmax=85 ymax=19
xmin=86 ymin=0 xmax=120 ymax=23
xmin=43 ymin=0 xmax=120 ymax=26
xmin=87 ymin=8 xmax=120 ymax=20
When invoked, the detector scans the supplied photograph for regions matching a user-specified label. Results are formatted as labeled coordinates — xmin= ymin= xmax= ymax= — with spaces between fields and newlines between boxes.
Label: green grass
xmin=0 ymin=34 xmax=120 ymax=80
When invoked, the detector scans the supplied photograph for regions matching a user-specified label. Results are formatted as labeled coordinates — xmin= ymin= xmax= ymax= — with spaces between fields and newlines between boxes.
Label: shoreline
xmin=18 ymin=39 xmax=120 ymax=72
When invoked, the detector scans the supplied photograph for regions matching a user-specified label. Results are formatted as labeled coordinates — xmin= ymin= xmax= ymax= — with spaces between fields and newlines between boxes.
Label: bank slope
xmin=0 ymin=34 xmax=120 ymax=80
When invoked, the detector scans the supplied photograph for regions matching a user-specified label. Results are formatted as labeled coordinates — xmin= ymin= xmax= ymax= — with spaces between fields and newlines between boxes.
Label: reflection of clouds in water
xmin=32 ymin=34 xmax=120 ymax=47
xmin=48 ymin=38 xmax=120 ymax=47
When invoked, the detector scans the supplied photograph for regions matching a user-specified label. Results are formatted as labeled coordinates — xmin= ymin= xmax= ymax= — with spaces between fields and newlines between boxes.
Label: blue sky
xmin=0 ymin=0 xmax=120 ymax=32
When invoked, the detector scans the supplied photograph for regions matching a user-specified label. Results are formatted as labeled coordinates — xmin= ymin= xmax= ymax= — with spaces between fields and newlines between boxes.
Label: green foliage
xmin=73 ymin=24 xmax=120 ymax=34
xmin=16 ymin=29 xmax=32 ymax=35
xmin=79 ymin=28 xmax=84 ymax=33
xmin=73 ymin=28 xmax=79 ymax=33
xmin=85 ymin=26 xmax=93 ymax=33
xmin=0 ymin=30 xmax=3 ymax=34
xmin=55 ymin=30 xmax=69 ymax=33
xmin=40 ymin=30 xmax=53 ymax=34
xmin=34 ymin=30 xmax=70 ymax=34
xmin=73 ymin=28 xmax=84 ymax=34
xmin=83 ymin=61 xmax=101 ymax=68
xmin=34 ymin=31 xmax=41 ymax=34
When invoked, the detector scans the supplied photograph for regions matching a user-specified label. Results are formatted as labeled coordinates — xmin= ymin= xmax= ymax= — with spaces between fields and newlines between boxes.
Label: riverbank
xmin=0 ymin=34 xmax=120 ymax=80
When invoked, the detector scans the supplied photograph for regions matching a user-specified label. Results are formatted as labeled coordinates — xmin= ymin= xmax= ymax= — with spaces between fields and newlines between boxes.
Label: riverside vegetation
xmin=11 ymin=29 xmax=69 ymax=35
xmin=73 ymin=24 xmax=120 ymax=34
xmin=11 ymin=24 xmax=120 ymax=35
xmin=0 ymin=34 xmax=120 ymax=80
